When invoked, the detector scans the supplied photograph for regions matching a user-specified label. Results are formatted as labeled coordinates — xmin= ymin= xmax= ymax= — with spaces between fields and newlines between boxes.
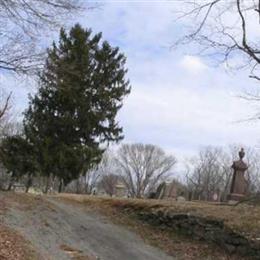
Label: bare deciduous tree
xmin=185 ymin=145 xmax=260 ymax=201
xmin=99 ymin=174 xmax=119 ymax=197
xmin=175 ymin=1 xmax=260 ymax=79
xmin=185 ymin=146 xmax=232 ymax=201
xmin=83 ymin=152 xmax=117 ymax=195
xmin=115 ymin=143 xmax=177 ymax=198
xmin=84 ymin=168 xmax=102 ymax=194
xmin=0 ymin=0 xmax=84 ymax=74
xmin=247 ymin=151 xmax=260 ymax=193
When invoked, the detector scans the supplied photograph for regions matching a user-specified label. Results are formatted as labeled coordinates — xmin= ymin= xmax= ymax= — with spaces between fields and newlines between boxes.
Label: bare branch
xmin=0 ymin=0 xmax=90 ymax=75
xmin=175 ymin=0 xmax=260 ymax=80
xmin=0 ymin=92 xmax=12 ymax=120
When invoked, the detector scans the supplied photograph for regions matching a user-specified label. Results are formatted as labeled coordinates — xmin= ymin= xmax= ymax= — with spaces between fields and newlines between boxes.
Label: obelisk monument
xmin=228 ymin=148 xmax=248 ymax=201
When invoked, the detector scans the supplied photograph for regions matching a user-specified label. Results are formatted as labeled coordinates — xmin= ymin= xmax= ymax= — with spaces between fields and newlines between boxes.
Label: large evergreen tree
xmin=24 ymin=24 xmax=130 ymax=189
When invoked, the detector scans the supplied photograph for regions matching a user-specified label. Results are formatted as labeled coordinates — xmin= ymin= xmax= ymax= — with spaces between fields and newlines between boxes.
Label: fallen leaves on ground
xmin=0 ymin=194 xmax=38 ymax=260
xmin=0 ymin=225 xmax=38 ymax=260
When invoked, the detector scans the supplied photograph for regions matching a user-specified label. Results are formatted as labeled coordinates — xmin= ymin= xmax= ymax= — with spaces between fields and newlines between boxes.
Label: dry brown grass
xmin=57 ymin=194 xmax=260 ymax=239
xmin=1 ymin=192 xmax=256 ymax=260
xmin=57 ymin=194 xmax=249 ymax=260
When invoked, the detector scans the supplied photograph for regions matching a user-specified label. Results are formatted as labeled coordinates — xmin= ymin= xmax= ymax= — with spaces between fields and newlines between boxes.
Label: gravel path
xmin=1 ymin=194 xmax=174 ymax=260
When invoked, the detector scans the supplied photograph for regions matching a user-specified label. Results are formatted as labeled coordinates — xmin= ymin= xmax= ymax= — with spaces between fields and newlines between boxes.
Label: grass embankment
xmin=58 ymin=194 xmax=260 ymax=239
xmin=0 ymin=193 xmax=38 ymax=260
xmin=58 ymin=194 xmax=260 ymax=259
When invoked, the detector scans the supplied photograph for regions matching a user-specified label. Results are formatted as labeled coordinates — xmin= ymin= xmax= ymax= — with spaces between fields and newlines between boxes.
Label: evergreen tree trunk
xmin=58 ymin=179 xmax=63 ymax=193
xmin=7 ymin=171 xmax=15 ymax=191
xmin=76 ymin=178 xmax=80 ymax=194
xmin=25 ymin=173 xmax=33 ymax=193
xmin=7 ymin=182 xmax=12 ymax=191
xmin=44 ymin=174 xmax=50 ymax=194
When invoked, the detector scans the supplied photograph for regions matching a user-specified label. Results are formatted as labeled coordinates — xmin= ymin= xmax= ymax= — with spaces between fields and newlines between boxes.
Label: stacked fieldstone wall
xmin=133 ymin=209 xmax=260 ymax=259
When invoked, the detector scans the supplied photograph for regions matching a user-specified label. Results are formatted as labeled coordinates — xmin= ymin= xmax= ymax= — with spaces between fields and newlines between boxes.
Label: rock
xmin=226 ymin=235 xmax=248 ymax=246
xmin=225 ymin=244 xmax=237 ymax=254
xmin=236 ymin=246 xmax=250 ymax=256
xmin=168 ymin=213 xmax=189 ymax=220
xmin=135 ymin=207 xmax=260 ymax=258
xmin=176 ymin=196 xmax=186 ymax=202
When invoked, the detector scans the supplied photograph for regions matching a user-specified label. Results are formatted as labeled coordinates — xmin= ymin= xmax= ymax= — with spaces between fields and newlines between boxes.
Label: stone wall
xmin=135 ymin=209 xmax=260 ymax=259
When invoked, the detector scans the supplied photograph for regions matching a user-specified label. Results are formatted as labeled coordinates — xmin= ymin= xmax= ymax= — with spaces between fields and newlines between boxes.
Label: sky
xmin=3 ymin=1 xmax=260 ymax=170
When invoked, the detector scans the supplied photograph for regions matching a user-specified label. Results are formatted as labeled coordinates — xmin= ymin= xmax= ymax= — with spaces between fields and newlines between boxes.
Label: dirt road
xmin=0 ymin=193 xmax=174 ymax=260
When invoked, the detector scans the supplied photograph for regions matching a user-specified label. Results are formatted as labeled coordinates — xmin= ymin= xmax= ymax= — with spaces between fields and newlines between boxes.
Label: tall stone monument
xmin=228 ymin=148 xmax=248 ymax=201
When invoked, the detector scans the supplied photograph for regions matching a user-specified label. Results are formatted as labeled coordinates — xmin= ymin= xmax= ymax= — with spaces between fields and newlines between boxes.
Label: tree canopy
xmin=24 ymin=24 xmax=131 ymax=188
xmin=0 ymin=135 xmax=37 ymax=191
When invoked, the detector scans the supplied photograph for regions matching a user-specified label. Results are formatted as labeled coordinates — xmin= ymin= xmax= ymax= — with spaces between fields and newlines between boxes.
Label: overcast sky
xmin=4 ymin=1 xmax=260 ymax=169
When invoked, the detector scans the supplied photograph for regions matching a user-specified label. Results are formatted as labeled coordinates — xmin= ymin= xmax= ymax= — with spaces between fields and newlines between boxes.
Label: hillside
xmin=1 ymin=192 xmax=260 ymax=259
xmin=58 ymin=194 xmax=260 ymax=259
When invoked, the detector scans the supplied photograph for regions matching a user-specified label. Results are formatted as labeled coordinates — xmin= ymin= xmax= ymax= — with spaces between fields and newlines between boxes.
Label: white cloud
xmin=119 ymin=81 xmax=260 ymax=150
xmin=180 ymin=55 xmax=207 ymax=74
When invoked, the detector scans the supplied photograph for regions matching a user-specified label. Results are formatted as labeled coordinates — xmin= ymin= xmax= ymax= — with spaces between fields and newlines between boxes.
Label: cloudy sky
xmin=4 ymin=1 xmax=260 ymax=167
